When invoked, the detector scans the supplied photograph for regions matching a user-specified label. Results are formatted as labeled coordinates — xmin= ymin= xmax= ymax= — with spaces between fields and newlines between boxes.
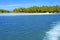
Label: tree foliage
xmin=0 ymin=6 xmax=60 ymax=13
xmin=0 ymin=9 xmax=10 ymax=13
xmin=13 ymin=6 xmax=60 ymax=13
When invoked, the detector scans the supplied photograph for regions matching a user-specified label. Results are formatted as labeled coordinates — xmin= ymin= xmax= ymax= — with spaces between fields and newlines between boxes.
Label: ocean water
xmin=0 ymin=13 xmax=60 ymax=40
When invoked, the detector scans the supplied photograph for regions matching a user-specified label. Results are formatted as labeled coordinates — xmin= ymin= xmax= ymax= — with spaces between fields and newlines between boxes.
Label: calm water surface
xmin=0 ymin=13 xmax=60 ymax=40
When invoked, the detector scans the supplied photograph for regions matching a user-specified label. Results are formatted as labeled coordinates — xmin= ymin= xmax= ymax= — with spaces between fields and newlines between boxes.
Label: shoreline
xmin=0 ymin=13 xmax=59 ymax=16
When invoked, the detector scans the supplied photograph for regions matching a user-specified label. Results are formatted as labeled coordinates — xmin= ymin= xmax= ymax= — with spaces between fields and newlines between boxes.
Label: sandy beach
xmin=0 ymin=13 xmax=57 ymax=16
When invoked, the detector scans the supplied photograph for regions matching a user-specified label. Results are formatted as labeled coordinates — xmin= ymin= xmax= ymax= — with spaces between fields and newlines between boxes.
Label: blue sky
xmin=0 ymin=0 xmax=60 ymax=10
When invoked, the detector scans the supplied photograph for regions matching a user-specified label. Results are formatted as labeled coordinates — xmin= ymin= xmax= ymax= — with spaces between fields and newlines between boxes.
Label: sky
xmin=0 ymin=0 xmax=60 ymax=10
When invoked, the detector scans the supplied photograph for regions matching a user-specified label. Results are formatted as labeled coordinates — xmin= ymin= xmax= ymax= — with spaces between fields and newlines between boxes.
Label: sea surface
xmin=0 ymin=13 xmax=60 ymax=40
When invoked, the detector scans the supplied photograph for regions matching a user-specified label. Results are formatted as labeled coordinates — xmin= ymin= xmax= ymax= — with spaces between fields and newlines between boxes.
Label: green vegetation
xmin=0 ymin=9 xmax=10 ymax=13
xmin=13 ymin=6 xmax=60 ymax=13
xmin=0 ymin=6 xmax=60 ymax=13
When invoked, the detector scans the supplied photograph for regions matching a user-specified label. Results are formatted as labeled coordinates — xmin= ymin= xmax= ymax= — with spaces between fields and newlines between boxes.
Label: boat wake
xmin=43 ymin=22 xmax=60 ymax=40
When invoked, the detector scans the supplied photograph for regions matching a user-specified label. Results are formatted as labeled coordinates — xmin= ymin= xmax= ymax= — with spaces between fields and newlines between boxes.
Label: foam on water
xmin=43 ymin=22 xmax=60 ymax=40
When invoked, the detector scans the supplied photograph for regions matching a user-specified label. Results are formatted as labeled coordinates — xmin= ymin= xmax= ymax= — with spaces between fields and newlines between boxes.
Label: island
xmin=0 ymin=5 xmax=60 ymax=13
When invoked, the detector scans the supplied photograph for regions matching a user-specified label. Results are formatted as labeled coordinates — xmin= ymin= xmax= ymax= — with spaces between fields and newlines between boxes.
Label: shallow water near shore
xmin=0 ymin=13 xmax=60 ymax=40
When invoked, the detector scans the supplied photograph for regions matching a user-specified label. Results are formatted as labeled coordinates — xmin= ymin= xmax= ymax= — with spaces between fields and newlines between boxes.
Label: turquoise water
xmin=0 ymin=14 xmax=60 ymax=40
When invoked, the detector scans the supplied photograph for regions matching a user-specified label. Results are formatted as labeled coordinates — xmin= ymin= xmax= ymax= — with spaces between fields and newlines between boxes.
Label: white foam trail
xmin=43 ymin=22 xmax=60 ymax=40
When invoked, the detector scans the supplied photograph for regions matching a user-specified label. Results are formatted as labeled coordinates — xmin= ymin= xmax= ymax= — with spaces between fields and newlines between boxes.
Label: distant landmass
xmin=0 ymin=5 xmax=60 ymax=13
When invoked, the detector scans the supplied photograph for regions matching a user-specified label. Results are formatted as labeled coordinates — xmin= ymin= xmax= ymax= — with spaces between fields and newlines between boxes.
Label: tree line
xmin=0 ymin=6 xmax=60 ymax=13
xmin=13 ymin=6 xmax=60 ymax=13
xmin=0 ymin=9 xmax=10 ymax=13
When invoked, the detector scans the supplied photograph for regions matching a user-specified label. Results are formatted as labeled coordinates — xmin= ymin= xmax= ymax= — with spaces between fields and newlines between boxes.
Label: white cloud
xmin=0 ymin=3 xmax=39 ymax=7
xmin=0 ymin=4 xmax=23 ymax=7
xmin=0 ymin=3 xmax=38 ymax=10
